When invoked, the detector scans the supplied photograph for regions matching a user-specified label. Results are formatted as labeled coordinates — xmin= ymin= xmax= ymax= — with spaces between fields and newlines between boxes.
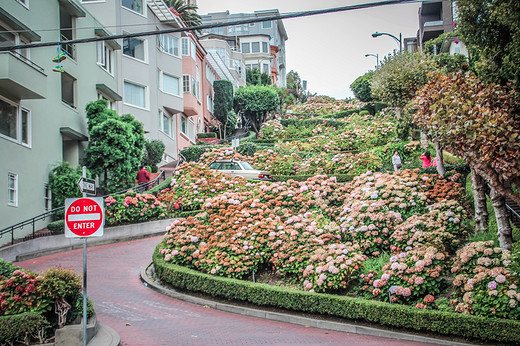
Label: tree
xmin=166 ymin=0 xmax=202 ymax=30
xmin=413 ymin=71 xmax=520 ymax=250
xmin=457 ymin=0 xmax=520 ymax=87
xmin=143 ymin=139 xmax=166 ymax=167
xmin=350 ymin=71 xmax=375 ymax=102
xmin=286 ymin=70 xmax=305 ymax=102
xmin=246 ymin=68 xmax=271 ymax=86
xmin=213 ymin=80 xmax=234 ymax=138
xmin=84 ymin=100 xmax=145 ymax=192
xmin=47 ymin=162 xmax=84 ymax=209
xmin=234 ymin=85 xmax=279 ymax=134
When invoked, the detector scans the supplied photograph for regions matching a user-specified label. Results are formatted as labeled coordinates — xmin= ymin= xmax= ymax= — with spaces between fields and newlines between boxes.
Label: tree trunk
xmin=470 ymin=167 xmax=489 ymax=232
xmin=490 ymin=187 xmax=513 ymax=251
xmin=435 ymin=142 xmax=445 ymax=176
xmin=420 ymin=131 xmax=429 ymax=149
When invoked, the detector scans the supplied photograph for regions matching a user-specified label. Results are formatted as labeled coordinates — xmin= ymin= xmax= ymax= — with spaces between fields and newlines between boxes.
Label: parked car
xmin=209 ymin=160 xmax=272 ymax=181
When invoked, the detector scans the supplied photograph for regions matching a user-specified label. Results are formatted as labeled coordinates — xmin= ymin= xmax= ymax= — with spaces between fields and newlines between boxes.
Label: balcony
xmin=0 ymin=51 xmax=46 ymax=100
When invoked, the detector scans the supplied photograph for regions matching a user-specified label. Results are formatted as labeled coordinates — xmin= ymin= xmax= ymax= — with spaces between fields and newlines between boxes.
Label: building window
xmin=180 ymin=114 xmax=187 ymax=134
xmin=262 ymin=42 xmax=268 ymax=53
xmin=192 ymin=65 xmax=200 ymax=100
xmin=181 ymin=37 xmax=189 ymax=55
xmin=263 ymin=63 xmax=270 ymax=74
xmin=44 ymin=184 xmax=52 ymax=211
xmin=262 ymin=21 xmax=272 ymax=29
xmin=124 ymin=81 xmax=146 ymax=108
xmin=241 ymin=42 xmax=250 ymax=53
xmin=96 ymin=40 xmax=113 ymax=73
xmin=206 ymin=64 xmax=215 ymax=84
xmin=188 ymin=118 xmax=195 ymax=142
xmin=123 ymin=36 xmax=146 ymax=61
xmin=122 ymin=0 xmax=143 ymax=14
xmin=0 ymin=98 xmax=30 ymax=146
xmin=252 ymin=42 xmax=260 ymax=53
xmin=161 ymin=72 xmax=180 ymax=96
xmin=59 ymin=7 xmax=76 ymax=59
xmin=8 ymin=172 xmax=18 ymax=207
xmin=207 ymin=94 xmax=214 ymax=113
xmin=159 ymin=110 xmax=172 ymax=137
xmin=190 ymin=41 xmax=196 ymax=61
xmin=182 ymin=75 xmax=190 ymax=93
xmin=61 ymin=73 xmax=76 ymax=109
xmin=158 ymin=34 xmax=179 ymax=56
xmin=98 ymin=93 xmax=116 ymax=110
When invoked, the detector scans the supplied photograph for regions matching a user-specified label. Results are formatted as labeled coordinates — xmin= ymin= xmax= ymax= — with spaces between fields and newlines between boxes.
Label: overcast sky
xmin=196 ymin=0 xmax=421 ymax=99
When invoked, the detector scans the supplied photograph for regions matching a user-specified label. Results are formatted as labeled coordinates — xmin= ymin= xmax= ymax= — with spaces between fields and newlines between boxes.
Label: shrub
xmin=46 ymin=220 xmax=65 ymax=235
xmin=180 ymin=145 xmax=220 ymax=162
xmin=0 ymin=312 xmax=49 ymax=345
xmin=236 ymin=142 xmax=257 ymax=157
xmin=197 ymin=132 xmax=218 ymax=138
xmin=0 ymin=259 xmax=25 ymax=279
xmin=104 ymin=191 xmax=169 ymax=225
xmin=47 ymin=162 xmax=84 ymax=209
xmin=0 ymin=269 xmax=46 ymax=316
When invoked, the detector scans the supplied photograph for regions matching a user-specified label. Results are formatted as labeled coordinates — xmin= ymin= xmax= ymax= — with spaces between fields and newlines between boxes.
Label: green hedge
xmin=47 ymin=219 xmax=65 ymax=235
xmin=272 ymin=174 xmax=356 ymax=183
xmin=180 ymin=145 xmax=222 ymax=162
xmin=0 ymin=258 xmax=25 ymax=278
xmin=153 ymin=249 xmax=520 ymax=344
xmin=0 ymin=313 xmax=49 ymax=344
xmin=197 ymin=132 xmax=217 ymax=138
xmin=146 ymin=177 xmax=174 ymax=195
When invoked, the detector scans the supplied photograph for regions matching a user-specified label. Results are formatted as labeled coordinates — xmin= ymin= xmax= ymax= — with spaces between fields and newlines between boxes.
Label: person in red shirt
xmin=420 ymin=151 xmax=432 ymax=167
xmin=136 ymin=165 xmax=150 ymax=191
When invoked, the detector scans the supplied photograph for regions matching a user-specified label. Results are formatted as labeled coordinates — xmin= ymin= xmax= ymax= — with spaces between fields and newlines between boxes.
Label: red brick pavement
xmin=16 ymin=236 xmax=437 ymax=346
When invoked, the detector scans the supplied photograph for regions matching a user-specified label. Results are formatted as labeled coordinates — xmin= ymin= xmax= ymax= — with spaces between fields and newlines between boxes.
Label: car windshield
xmin=240 ymin=162 xmax=254 ymax=170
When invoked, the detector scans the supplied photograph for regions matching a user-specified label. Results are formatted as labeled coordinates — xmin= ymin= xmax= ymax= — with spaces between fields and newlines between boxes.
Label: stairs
xmin=159 ymin=160 xmax=180 ymax=179
xmin=505 ymin=197 xmax=520 ymax=229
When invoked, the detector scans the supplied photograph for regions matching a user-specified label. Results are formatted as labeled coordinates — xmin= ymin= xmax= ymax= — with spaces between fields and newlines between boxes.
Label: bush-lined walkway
xmin=15 ymin=236 xmax=436 ymax=345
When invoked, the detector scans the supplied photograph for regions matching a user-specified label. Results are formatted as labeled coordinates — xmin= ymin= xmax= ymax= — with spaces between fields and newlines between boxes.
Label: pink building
xmin=177 ymin=31 xmax=218 ymax=153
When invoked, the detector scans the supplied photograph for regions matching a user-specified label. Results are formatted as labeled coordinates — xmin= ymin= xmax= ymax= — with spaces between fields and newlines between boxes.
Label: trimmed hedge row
xmin=0 ymin=312 xmax=49 ymax=344
xmin=46 ymin=219 xmax=65 ymax=235
xmin=197 ymin=132 xmax=217 ymax=138
xmin=272 ymin=174 xmax=356 ymax=183
xmin=152 ymin=249 xmax=520 ymax=344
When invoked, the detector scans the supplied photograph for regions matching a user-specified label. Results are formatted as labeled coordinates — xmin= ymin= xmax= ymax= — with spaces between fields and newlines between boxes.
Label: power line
xmin=0 ymin=0 xmax=423 ymax=52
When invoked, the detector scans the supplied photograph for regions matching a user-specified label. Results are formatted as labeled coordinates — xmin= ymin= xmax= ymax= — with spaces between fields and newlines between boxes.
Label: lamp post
xmin=372 ymin=31 xmax=402 ymax=52
xmin=364 ymin=53 xmax=379 ymax=68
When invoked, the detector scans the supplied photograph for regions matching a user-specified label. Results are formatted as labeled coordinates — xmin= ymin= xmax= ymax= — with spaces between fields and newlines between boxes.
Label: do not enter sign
xmin=65 ymin=197 xmax=104 ymax=237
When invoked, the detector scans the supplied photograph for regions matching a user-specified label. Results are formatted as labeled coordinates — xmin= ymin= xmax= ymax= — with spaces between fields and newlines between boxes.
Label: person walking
xmin=136 ymin=165 xmax=150 ymax=192
xmin=420 ymin=151 xmax=432 ymax=167
xmin=392 ymin=150 xmax=402 ymax=171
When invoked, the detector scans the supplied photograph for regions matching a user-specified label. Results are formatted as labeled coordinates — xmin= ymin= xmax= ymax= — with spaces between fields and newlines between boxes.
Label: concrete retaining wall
xmin=0 ymin=218 xmax=175 ymax=262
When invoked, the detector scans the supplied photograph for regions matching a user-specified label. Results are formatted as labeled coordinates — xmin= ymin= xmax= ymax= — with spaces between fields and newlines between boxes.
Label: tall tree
xmin=84 ymin=100 xmax=145 ymax=192
xmin=213 ymin=80 xmax=235 ymax=138
xmin=246 ymin=68 xmax=271 ymax=86
xmin=457 ymin=0 xmax=520 ymax=87
xmin=413 ymin=71 xmax=520 ymax=250
xmin=234 ymin=85 xmax=279 ymax=135
xmin=286 ymin=70 xmax=304 ymax=102
xmin=350 ymin=71 xmax=375 ymax=102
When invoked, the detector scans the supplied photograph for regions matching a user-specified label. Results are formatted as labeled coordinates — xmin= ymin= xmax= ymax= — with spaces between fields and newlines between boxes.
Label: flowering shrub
xmin=259 ymin=119 xmax=286 ymax=139
xmin=199 ymin=147 xmax=248 ymax=166
xmin=451 ymin=241 xmax=520 ymax=319
xmin=104 ymin=191 xmax=168 ymax=225
xmin=286 ymin=96 xmax=362 ymax=116
xmin=0 ymin=269 xmax=45 ymax=315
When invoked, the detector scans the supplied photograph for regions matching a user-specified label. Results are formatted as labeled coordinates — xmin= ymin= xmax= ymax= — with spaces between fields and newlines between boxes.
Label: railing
xmin=6 ymin=51 xmax=45 ymax=74
xmin=60 ymin=34 xmax=76 ymax=60
xmin=0 ymin=170 xmax=166 ymax=246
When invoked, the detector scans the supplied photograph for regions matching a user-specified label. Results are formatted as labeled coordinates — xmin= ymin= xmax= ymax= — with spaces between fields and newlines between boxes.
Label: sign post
xmin=65 ymin=167 xmax=103 ymax=346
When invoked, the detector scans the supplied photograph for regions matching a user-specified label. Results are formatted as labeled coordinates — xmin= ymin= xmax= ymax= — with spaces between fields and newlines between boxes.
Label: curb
xmin=140 ymin=262 xmax=474 ymax=346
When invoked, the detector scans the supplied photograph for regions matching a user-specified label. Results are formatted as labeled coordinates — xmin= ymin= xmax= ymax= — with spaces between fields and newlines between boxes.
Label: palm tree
xmin=166 ymin=0 xmax=202 ymax=30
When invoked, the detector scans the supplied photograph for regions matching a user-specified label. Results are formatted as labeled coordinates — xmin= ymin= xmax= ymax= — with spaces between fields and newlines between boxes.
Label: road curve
xmin=16 ymin=236 xmax=436 ymax=346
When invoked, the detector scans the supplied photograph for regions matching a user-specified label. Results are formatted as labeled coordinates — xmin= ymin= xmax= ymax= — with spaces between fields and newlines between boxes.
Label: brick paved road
xmin=16 ymin=236 xmax=436 ymax=346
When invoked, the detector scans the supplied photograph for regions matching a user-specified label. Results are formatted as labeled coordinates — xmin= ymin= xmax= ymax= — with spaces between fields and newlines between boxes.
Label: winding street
xmin=16 ymin=236 xmax=436 ymax=345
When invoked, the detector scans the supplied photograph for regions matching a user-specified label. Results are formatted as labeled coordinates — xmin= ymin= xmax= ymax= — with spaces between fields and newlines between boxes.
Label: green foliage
xmin=180 ymin=144 xmax=220 ymax=162
xmin=271 ymin=174 xmax=356 ymax=182
xmin=0 ymin=313 xmax=49 ymax=345
xmin=432 ymin=53 xmax=470 ymax=75
xmin=104 ymin=192 xmax=169 ymax=225
xmin=234 ymin=85 xmax=280 ymax=133
xmin=197 ymin=132 xmax=217 ymax=138
xmin=84 ymin=99 xmax=145 ymax=192
xmin=423 ymin=31 xmax=459 ymax=56
xmin=153 ymin=250 xmax=520 ymax=344
xmin=46 ymin=220 xmax=65 ymax=235
xmin=225 ymin=110 xmax=238 ymax=138
xmin=213 ymin=80 xmax=234 ymax=137
xmin=0 ymin=259 xmax=25 ymax=279
xmin=457 ymin=0 xmax=520 ymax=87
xmin=371 ymin=52 xmax=437 ymax=108
xmin=47 ymin=162 xmax=84 ymax=209
xmin=143 ymin=139 xmax=165 ymax=166
xmin=165 ymin=0 xmax=202 ymax=29
xmin=236 ymin=142 xmax=257 ymax=157
xmin=350 ymin=71 xmax=375 ymax=102
xmin=246 ymin=68 xmax=271 ymax=86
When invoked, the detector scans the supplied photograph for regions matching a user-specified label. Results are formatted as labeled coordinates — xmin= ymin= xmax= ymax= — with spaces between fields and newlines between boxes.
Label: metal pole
xmin=82 ymin=166 xmax=87 ymax=346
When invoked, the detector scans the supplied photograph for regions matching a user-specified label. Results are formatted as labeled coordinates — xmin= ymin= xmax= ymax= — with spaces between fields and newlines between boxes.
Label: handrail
xmin=0 ymin=170 xmax=166 ymax=246
xmin=484 ymin=183 xmax=520 ymax=224
xmin=5 ymin=51 xmax=45 ymax=74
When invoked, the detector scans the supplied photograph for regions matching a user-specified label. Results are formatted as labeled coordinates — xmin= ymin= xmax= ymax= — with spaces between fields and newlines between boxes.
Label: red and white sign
xmin=65 ymin=197 xmax=104 ymax=238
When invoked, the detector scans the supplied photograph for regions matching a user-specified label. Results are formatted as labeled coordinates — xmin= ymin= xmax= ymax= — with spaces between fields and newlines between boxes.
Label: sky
xmin=196 ymin=0 xmax=421 ymax=99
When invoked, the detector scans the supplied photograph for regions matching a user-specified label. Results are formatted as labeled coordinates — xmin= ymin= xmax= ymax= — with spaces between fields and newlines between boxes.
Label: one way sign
xmin=77 ymin=177 xmax=96 ymax=195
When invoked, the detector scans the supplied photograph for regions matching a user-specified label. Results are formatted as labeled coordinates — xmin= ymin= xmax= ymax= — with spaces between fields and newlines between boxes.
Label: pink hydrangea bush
xmin=104 ymin=191 xmax=168 ymax=225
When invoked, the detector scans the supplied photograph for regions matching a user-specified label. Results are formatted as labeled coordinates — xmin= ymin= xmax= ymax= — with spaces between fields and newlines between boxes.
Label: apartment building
xmin=0 ymin=0 xmax=119 ymax=235
xmin=82 ymin=0 xmax=184 ymax=163
xmin=200 ymin=10 xmax=288 ymax=87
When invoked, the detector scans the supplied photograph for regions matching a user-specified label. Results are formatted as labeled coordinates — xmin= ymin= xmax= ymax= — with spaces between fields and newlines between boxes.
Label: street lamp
xmin=364 ymin=53 xmax=379 ymax=68
xmin=372 ymin=31 xmax=402 ymax=52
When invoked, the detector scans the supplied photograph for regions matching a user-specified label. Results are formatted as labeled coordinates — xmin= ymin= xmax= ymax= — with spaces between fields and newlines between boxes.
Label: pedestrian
xmin=420 ymin=151 xmax=432 ymax=167
xmin=136 ymin=165 xmax=150 ymax=192
xmin=392 ymin=150 xmax=402 ymax=171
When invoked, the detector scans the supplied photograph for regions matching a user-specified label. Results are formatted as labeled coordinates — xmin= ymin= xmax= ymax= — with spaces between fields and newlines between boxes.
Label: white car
xmin=209 ymin=160 xmax=272 ymax=181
